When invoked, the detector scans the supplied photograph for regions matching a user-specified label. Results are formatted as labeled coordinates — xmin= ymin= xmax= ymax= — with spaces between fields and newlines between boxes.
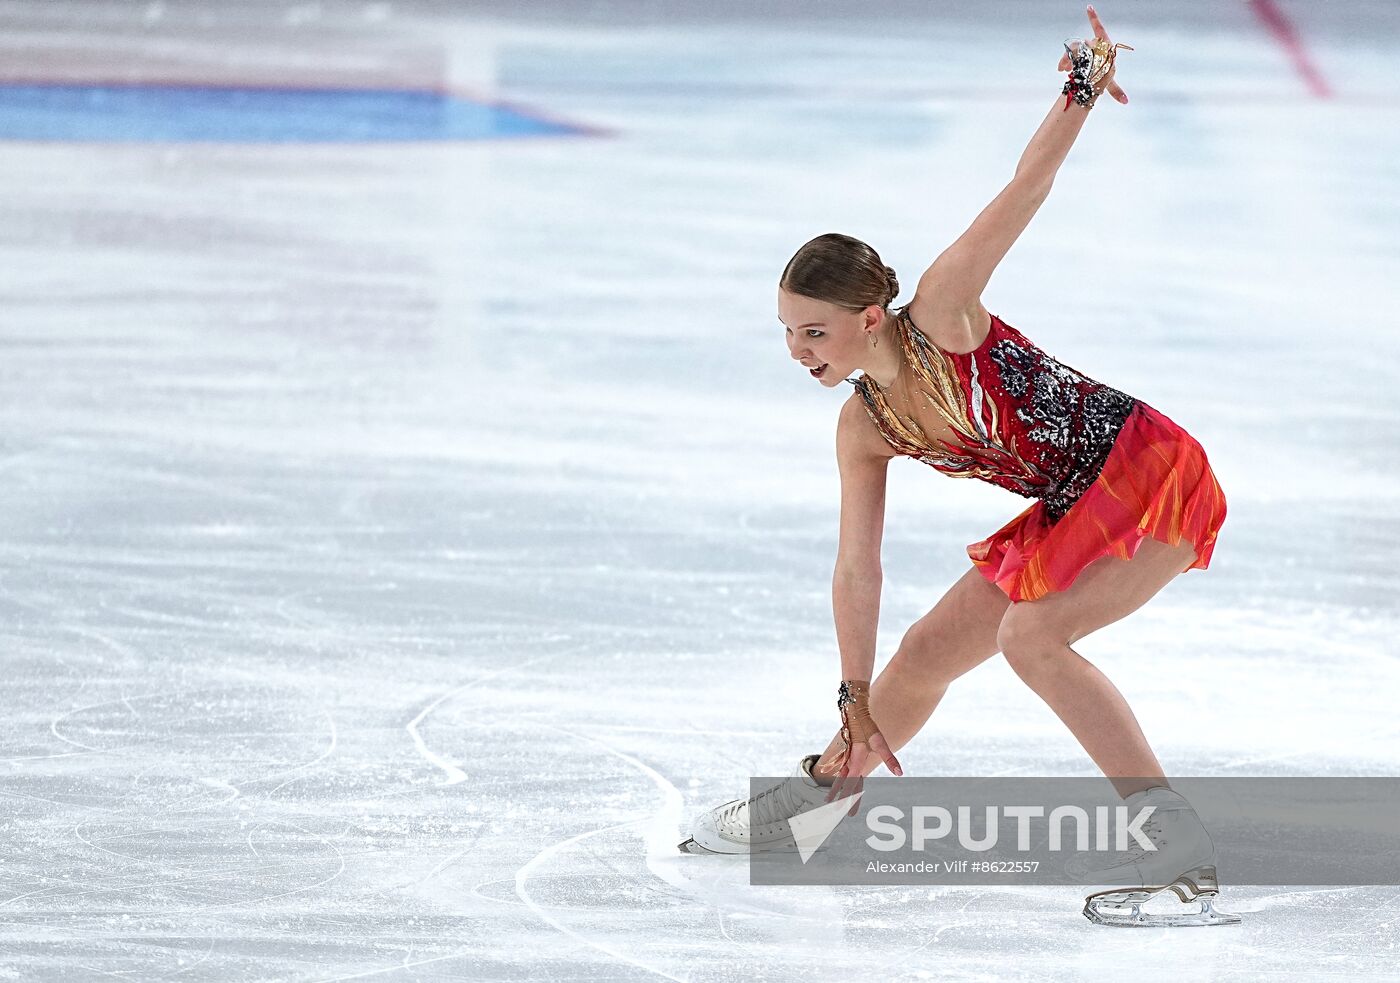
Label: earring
xmin=871 ymin=333 xmax=879 ymax=350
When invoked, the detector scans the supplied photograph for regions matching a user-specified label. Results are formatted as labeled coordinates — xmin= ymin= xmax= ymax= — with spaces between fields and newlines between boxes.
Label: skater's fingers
xmin=1087 ymin=5 xmax=1110 ymax=42
xmin=831 ymin=771 xmax=863 ymax=816
xmin=825 ymin=762 xmax=849 ymax=803
xmin=869 ymin=732 xmax=903 ymax=777
xmin=846 ymin=774 xmax=864 ymax=817
xmin=1109 ymin=81 xmax=1128 ymax=103
xmin=825 ymin=744 xmax=864 ymax=803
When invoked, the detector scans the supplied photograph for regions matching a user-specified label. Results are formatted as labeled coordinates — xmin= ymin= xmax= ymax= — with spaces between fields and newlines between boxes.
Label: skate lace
xmin=1104 ymin=815 xmax=1167 ymax=868
xmin=727 ymin=776 xmax=807 ymax=830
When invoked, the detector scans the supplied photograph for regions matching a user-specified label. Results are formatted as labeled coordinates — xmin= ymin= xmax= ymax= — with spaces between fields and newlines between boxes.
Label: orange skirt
xmin=967 ymin=402 xmax=1227 ymax=603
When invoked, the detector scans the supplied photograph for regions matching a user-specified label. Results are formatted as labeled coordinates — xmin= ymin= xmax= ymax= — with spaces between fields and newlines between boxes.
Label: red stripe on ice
xmin=1247 ymin=0 xmax=1333 ymax=99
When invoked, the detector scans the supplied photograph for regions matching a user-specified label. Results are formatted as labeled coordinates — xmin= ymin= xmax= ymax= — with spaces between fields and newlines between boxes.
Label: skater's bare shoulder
xmin=838 ymin=391 xmax=898 ymax=464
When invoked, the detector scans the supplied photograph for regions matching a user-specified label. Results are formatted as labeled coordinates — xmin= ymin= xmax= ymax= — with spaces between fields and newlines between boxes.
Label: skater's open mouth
xmin=808 ymin=363 xmax=828 ymax=378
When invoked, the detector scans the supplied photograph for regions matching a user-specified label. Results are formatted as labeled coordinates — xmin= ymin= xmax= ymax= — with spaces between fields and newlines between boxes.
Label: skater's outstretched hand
xmin=825 ymin=731 xmax=902 ymax=817
xmin=1057 ymin=5 xmax=1129 ymax=105
xmin=824 ymin=681 xmax=903 ymax=816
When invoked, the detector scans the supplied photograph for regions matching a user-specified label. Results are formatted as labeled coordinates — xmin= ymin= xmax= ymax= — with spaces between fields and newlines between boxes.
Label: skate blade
xmin=677 ymin=836 xmax=797 ymax=857
xmin=678 ymin=836 xmax=735 ymax=856
xmin=1083 ymin=895 xmax=1242 ymax=928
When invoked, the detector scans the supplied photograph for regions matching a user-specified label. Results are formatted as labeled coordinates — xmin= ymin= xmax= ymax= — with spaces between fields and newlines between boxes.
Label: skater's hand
xmin=1057 ymin=5 xmax=1129 ymax=105
xmin=825 ymin=731 xmax=902 ymax=817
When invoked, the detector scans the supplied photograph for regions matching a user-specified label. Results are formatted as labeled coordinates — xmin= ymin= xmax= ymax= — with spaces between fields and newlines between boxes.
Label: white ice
xmin=2 ymin=0 xmax=1399 ymax=980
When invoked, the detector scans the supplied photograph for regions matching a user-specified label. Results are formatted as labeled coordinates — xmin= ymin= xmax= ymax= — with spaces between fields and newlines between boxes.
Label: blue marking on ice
xmin=0 ymin=83 xmax=584 ymax=142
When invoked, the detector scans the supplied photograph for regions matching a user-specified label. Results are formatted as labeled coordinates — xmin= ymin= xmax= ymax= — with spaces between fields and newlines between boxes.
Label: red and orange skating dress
xmin=847 ymin=308 xmax=1227 ymax=602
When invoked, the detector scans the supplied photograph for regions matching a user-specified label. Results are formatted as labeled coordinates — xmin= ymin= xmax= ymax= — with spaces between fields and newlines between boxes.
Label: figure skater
xmin=679 ymin=7 xmax=1240 ymax=927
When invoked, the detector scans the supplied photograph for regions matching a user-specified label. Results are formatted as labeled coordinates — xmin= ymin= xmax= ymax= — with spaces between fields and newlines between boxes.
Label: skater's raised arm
xmin=912 ymin=5 xmax=1129 ymax=318
xmin=831 ymin=395 xmax=893 ymax=682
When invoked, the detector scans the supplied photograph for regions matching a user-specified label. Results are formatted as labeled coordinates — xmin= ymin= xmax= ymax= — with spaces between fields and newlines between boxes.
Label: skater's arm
xmin=915 ymin=6 xmax=1128 ymax=314
xmin=833 ymin=571 xmax=882 ymax=682
xmin=833 ymin=396 xmax=892 ymax=681
xmin=913 ymin=99 xmax=1086 ymax=314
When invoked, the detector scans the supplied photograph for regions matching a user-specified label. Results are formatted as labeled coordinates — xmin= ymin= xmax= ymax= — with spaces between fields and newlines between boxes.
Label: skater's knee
xmin=996 ymin=617 xmax=1068 ymax=678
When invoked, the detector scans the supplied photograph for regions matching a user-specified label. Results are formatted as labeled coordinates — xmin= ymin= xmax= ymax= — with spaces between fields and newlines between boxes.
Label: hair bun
xmin=777 ymin=234 xmax=900 ymax=314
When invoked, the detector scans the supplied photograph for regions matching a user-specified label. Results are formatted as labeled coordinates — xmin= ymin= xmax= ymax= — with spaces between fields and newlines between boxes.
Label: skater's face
xmin=778 ymin=288 xmax=879 ymax=388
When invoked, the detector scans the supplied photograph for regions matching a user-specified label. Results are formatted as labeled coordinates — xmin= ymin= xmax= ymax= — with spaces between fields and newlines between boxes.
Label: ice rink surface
xmin=2 ymin=0 xmax=1399 ymax=978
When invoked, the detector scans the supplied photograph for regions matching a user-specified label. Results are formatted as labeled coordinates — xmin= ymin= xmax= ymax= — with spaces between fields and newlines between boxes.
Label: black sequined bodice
xmin=848 ymin=310 xmax=1138 ymax=522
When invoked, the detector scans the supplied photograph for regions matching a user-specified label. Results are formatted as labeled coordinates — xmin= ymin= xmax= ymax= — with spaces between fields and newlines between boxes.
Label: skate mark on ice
xmin=583 ymin=723 xmax=784 ymax=739
xmin=1248 ymin=884 xmax=1375 ymax=919
xmin=162 ymin=936 xmax=218 ymax=979
xmin=50 ymin=689 xmax=339 ymax=804
xmin=196 ymin=776 xmax=241 ymax=805
xmin=514 ymin=808 xmax=690 ymax=980
xmin=536 ymin=722 xmax=688 ymax=893
xmin=404 ymin=685 xmax=471 ymax=786
xmin=182 ymin=817 xmax=348 ymax=913
xmin=50 ymin=689 xmax=184 ymax=754
xmin=404 ymin=642 xmax=572 ymax=785
xmin=508 ymin=721 xmax=813 ymax=977
xmin=242 ymin=707 xmax=338 ymax=795
xmin=12 ymin=816 xmax=352 ymax=914
xmin=557 ymin=718 xmax=847 ymax=953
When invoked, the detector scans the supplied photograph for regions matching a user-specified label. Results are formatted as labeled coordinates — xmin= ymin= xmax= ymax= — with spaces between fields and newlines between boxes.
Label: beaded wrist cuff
xmin=836 ymin=680 xmax=869 ymax=710
xmin=1060 ymin=36 xmax=1133 ymax=111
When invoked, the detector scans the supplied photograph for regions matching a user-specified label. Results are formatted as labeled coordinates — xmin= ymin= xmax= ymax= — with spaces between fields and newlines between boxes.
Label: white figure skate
xmin=678 ymin=754 xmax=831 ymax=855
xmin=1075 ymin=786 xmax=1242 ymax=927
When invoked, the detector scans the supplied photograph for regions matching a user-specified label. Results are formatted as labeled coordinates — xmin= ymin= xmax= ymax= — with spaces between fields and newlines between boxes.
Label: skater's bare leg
xmin=810 ymin=566 xmax=1010 ymax=785
xmin=995 ymin=536 xmax=1200 ymax=799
